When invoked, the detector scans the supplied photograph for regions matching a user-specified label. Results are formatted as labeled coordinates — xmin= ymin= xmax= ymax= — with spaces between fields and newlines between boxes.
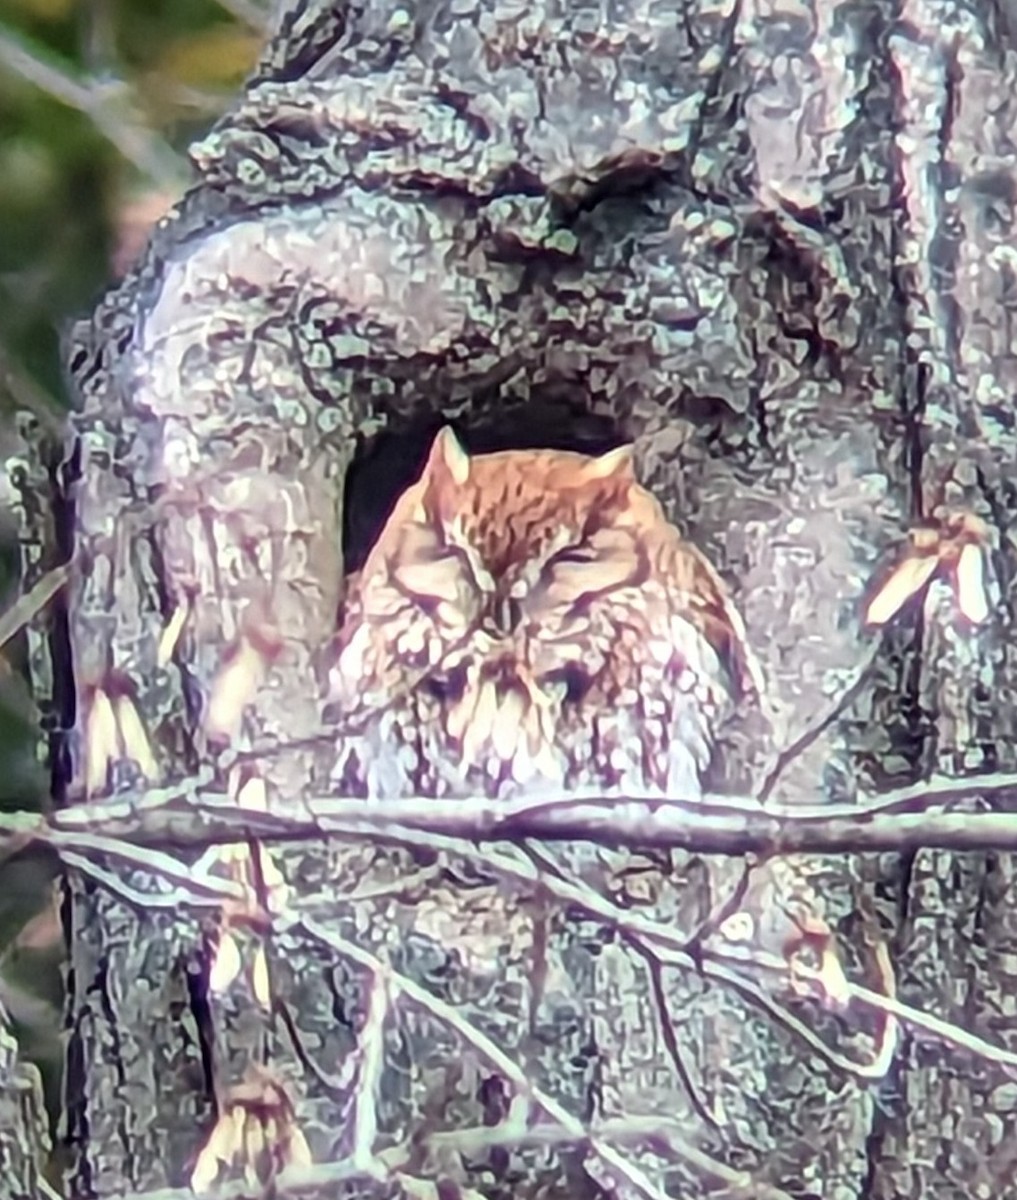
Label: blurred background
xmin=0 ymin=0 xmax=272 ymax=1151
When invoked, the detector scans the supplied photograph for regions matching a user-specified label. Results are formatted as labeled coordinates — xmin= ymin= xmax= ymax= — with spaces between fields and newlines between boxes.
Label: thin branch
xmin=521 ymin=839 xmax=718 ymax=1128
xmin=503 ymin=840 xmax=898 ymax=1084
xmin=0 ymin=24 xmax=91 ymax=108
xmin=299 ymin=915 xmax=786 ymax=1200
xmin=0 ymin=564 xmax=69 ymax=651
xmin=59 ymin=848 xmax=237 ymax=911
xmin=0 ymin=347 xmax=66 ymax=432
xmin=37 ymin=780 xmax=1013 ymax=1194
xmin=0 ymin=22 xmax=184 ymax=185
xmin=417 ymin=1114 xmax=790 ymax=1195
xmin=643 ymin=942 xmax=719 ymax=1128
xmin=320 ymin=833 xmax=902 ymax=1086
xmin=18 ymin=774 xmax=1017 ymax=861
xmin=54 ymin=811 xmax=989 ymax=1099
xmin=350 ymin=969 xmax=388 ymax=1169
xmin=753 ymin=636 xmax=885 ymax=802
xmin=684 ymin=856 xmax=756 ymax=951
xmin=55 ymin=831 xmax=241 ymax=902
xmin=691 ymin=953 xmax=898 ymax=1082
xmin=851 ymin=981 xmax=1017 ymax=1074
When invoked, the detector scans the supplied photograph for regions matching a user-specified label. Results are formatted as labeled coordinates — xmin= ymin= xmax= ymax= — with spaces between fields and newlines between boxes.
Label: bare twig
xmin=17 ymin=774 xmax=1017 ymax=860
xmin=520 ymin=839 xmax=718 ymax=1127
xmin=299 ymin=915 xmax=789 ymax=1200
xmin=0 ymin=348 xmax=66 ymax=432
xmin=753 ymin=636 xmax=885 ymax=802
xmin=49 ymin=812 xmax=980 ymax=1096
xmin=0 ymin=21 xmax=184 ymax=185
xmin=350 ymin=969 xmax=388 ymax=1169
xmin=0 ymin=564 xmax=70 ymax=651
xmin=58 ymin=839 xmax=241 ymax=907
xmin=851 ymin=981 xmax=1017 ymax=1074
xmin=507 ymin=841 xmax=898 ymax=1083
xmin=644 ymin=944 xmax=719 ymax=1128
xmin=692 ymin=953 xmax=898 ymax=1082
xmin=29 ymin=774 xmax=1011 ymax=1196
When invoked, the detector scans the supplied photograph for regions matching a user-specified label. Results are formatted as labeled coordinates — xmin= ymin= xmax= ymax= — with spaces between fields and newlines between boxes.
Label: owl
xmin=326 ymin=428 xmax=756 ymax=800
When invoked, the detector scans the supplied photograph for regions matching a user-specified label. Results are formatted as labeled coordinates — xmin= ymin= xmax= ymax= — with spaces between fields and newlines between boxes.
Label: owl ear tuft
xmin=424 ymin=426 xmax=471 ymax=488
xmin=583 ymin=444 xmax=634 ymax=482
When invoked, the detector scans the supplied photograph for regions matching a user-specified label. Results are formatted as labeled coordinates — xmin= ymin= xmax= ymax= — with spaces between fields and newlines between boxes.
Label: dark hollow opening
xmin=341 ymin=401 xmax=628 ymax=576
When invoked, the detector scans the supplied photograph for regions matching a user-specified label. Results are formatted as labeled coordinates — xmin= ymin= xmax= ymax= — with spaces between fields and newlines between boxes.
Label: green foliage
xmin=0 ymin=0 xmax=264 ymax=414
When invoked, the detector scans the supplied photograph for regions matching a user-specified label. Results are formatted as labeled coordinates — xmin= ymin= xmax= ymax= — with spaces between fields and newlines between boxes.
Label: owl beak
xmin=451 ymin=674 xmax=560 ymax=785
xmin=458 ymin=678 xmax=498 ymax=765
xmin=490 ymin=688 xmax=527 ymax=760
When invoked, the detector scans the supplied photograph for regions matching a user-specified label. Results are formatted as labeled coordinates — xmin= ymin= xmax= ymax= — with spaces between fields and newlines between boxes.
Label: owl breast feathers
xmin=327 ymin=428 xmax=755 ymax=799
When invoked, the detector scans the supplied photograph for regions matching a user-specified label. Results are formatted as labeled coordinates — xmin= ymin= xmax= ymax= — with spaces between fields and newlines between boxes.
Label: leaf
xmin=250 ymin=945 xmax=271 ymax=1009
xmin=156 ymin=599 xmax=188 ymax=666
xmin=84 ymin=688 xmax=120 ymax=797
xmin=209 ymin=932 xmax=242 ymax=994
xmin=113 ymin=694 xmax=159 ymax=781
xmin=864 ymin=553 xmax=939 ymax=627
xmin=954 ymin=542 xmax=989 ymax=624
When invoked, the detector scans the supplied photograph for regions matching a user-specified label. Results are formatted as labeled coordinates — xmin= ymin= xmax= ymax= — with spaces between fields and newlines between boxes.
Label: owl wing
xmin=625 ymin=485 xmax=762 ymax=703
xmin=680 ymin=539 xmax=763 ymax=702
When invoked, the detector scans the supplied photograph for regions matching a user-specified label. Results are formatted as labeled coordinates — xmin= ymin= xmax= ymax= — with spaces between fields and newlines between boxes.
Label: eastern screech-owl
xmin=326 ymin=428 xmax=754 ymax=800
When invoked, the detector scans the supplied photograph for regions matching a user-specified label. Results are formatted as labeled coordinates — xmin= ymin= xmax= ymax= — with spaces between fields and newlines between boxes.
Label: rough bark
xmin=0 ymin=1009 xmax=53 ymax=1200
xmin=23 ymin=0 xmax=1017 ymax=1197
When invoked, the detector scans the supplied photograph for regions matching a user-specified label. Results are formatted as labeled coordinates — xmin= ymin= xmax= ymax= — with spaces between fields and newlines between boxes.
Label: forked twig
xmin=752 ymin=637 xmax=885 ymax=803
xmin=298 ymin=914 xmax=792 ymax=1200
xmin=850 ymin=981 xmax=1017 ymax=1074
xmin=691 ymin=951 xmax=898 ymax=1082
xmin=0 ymin=22 xmax=183 ymax=183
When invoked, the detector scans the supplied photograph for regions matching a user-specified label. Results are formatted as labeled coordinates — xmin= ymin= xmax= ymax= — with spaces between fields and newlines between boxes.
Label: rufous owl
xmin=326 ymin=428 xmax=755 ymax=800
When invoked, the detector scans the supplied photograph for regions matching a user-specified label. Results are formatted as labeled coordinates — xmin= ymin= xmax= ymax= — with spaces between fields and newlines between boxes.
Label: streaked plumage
xmin=327 ymin=428 xmax=756 ymax=798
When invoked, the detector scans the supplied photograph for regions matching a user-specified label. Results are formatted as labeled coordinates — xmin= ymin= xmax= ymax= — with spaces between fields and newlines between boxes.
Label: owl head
xmin=327 ymin=428 xmax=752 ymax=798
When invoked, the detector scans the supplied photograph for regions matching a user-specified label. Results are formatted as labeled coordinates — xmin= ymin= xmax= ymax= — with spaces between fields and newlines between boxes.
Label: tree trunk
xmin=41 ymin=0 xmax=1017 ymax=1196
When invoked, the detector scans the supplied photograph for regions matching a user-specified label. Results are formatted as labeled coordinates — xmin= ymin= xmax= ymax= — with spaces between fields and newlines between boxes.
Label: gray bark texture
xmin=0 ymin=1013 xmax=52 ymax=1199
xmin=14 ymin=0 xmax=1017 ymax=1196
